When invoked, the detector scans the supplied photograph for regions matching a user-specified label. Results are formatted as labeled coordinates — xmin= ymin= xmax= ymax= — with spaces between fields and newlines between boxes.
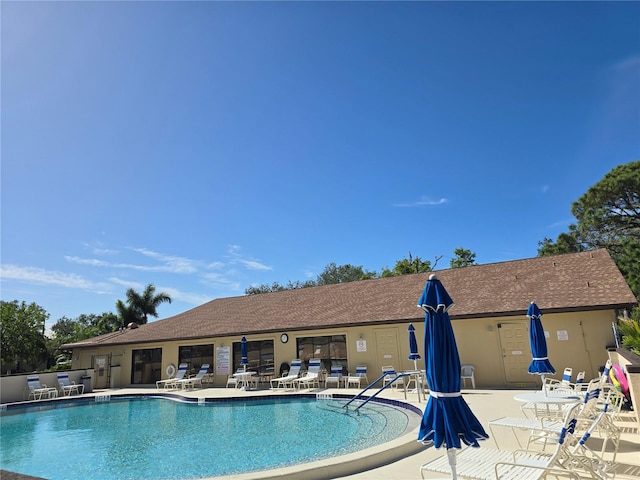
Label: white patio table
xmin=513 ymin=392 xmax=581 ymax=419
xmin=233 ymin=371 xmax=256 ymax=390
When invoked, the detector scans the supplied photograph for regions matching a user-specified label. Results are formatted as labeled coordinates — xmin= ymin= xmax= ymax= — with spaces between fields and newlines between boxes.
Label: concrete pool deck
xmin=5 ymin=385 xmax=640 ymax=480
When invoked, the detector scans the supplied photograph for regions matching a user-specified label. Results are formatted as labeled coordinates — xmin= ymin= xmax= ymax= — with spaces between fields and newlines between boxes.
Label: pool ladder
xmin=343 ymin=372 xmax=410 ymax=413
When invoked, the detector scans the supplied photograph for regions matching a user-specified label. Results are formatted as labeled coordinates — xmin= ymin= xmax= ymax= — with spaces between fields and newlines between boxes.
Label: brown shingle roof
xmin=65 ymin=249 xmax=637 ymax=348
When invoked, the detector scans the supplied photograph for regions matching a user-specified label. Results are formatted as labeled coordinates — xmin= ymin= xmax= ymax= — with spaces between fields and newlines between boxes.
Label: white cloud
xmin=225 ymin=245 xmax=272 ymax=271
xmin=200 ymin=272 xmax=242 ymax=291
xmin=108 ymin=277 xmax=144 ymax=290
xmin=393 ymin=197 xmax=449 ymax=207
xmin=158 ymin=286 xmax=212 ymax=306
xmin=0 ymin=264 xmax=110 ymax=292
xmin=65 ymin=256 xmax=111 ymax=267
xmin=129 ymin=248 xmax=199 ymax=274
xmin=108 ymin=279 xmax=212 ymax=306
xmin=237 ymin=259 xmax=272 ymax=271
xmin=65 ymin=250 xmax=199 ymax=274
xmin=82 ymin=241 xmax=119 ymax=256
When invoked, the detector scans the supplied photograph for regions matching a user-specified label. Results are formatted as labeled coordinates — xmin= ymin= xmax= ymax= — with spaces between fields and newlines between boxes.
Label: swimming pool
xmin=0 ymin=395 xmax=421 ymax=479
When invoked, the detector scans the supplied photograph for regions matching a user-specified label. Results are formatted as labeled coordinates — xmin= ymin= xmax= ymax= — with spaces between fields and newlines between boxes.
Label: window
xmin=179 ymin=344 xmax=213 ymax=376
xmin=296 ymin=335 xmax=347 ymax=373
xmin=131 ymin=348 xmax=162 ymax=385
xmin=232 ymin=340 xmax=274 ymax=376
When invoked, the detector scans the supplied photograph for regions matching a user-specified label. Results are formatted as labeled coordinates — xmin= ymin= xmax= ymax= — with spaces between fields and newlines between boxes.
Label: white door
xmin=498 ymin=322 xmax=530 ymax=383
xmin=374 ymin=328 xmax=401 ymax=379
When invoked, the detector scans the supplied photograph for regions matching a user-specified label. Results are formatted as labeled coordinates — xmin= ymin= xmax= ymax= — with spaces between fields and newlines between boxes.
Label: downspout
xmin=579 ymin=320 xmax=597 ymax=380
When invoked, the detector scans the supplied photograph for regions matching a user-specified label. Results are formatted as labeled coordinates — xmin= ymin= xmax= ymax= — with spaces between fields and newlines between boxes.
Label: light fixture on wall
xmin=487 ymin=325 xmax=494 ymax=332
xmin=359 ymin=333 xmax=365 ymax=340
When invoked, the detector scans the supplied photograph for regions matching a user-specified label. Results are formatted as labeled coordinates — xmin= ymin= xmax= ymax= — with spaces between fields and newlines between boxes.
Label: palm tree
xmin=123 ymin=284 xmax=172 ymax=325
xmin=115 ymin=300 xmax=141 ymax=327
xmin=617 ymin=316 xmax=640 ymax=355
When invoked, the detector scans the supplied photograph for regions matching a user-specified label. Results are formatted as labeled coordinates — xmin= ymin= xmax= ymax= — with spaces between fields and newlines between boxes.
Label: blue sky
xmin=2 ymin=1 xmax=639 ymax=330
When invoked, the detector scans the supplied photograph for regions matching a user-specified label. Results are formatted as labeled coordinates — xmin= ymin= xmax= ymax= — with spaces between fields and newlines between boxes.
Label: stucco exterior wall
xmin=69 ymin=309 xmax=618 ymax=389
xmin=451 ymin=310 xmax=616 ymax=388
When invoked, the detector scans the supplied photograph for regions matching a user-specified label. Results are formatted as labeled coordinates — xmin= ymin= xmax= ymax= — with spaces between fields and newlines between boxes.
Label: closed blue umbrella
xmin=408 ymin=323 xmax=421 ymax=371
xmin=527 ymin=302 xmax=555 ymax=393
xmin=417 ymin=274 xmax=488 ymax=479
xmin=240 ymin=336 xmax=248 ymax=371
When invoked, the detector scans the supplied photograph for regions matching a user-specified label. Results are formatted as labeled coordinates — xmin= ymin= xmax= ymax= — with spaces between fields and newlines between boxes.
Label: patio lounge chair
xmin=270 ymin=359 xmax=302 ymax=389
xmin=27 ymin=375 xmax=58 ymax=400
xmin=324 ymin=366 xmax=344 ymax=388
xmin=156 ymin=363 xmax=188 ymax=390
xmin=293 ymin=359 xmax=322 ymax=390
xmin=177 ymin=364 xmax=210 ymax=390
xmin=57 ymin=373 xmax=84 ymax=396
xmin=420 ymin=403 xmax=612 ymax=480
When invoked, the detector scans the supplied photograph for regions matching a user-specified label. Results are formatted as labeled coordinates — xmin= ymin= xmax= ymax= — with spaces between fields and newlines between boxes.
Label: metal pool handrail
xmin=343 ymin=372 xmax=410 ymax=413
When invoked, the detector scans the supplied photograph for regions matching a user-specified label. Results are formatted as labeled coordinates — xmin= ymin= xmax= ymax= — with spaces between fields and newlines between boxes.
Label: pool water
xmin=0 ymin=396 xmax=417 ymax=479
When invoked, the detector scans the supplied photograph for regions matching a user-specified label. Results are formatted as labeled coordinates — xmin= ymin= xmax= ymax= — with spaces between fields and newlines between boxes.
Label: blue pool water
xmin=0 ymin=396 xmax=418 ymax=479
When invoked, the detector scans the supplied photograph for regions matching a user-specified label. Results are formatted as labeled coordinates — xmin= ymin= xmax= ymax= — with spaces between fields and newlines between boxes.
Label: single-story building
xmin=62 ymin=249 xmax=637 ymax=390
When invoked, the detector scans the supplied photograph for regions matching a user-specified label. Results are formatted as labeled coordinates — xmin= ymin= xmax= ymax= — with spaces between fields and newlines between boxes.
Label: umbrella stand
xmin=447 ymin=449 xmax=457 ymax=479
xmin=428 ymin=449 xmax=458 ymax=480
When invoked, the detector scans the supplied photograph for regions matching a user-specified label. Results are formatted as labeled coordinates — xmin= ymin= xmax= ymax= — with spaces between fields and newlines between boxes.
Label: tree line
xmin=1 ymin=284 xmax=171 ymax=374
xmin=244 ymin=247 xmax=477 ymax=295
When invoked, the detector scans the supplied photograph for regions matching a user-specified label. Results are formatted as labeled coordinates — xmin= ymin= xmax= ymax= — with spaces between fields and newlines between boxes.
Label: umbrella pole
xmin=541 ymin=374 xmax=547 ymax=396
xmin=447 ymin=449 xmax=458 ymax=480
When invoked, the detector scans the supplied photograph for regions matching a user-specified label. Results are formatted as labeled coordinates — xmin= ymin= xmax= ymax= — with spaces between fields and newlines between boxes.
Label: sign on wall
xmin=356 ymin=339 xmax=367 ymax=352
xmin=557 ymin=330 xmax=569 ymax=341
xmin=216 ymin=346 xmax=230 ymax=375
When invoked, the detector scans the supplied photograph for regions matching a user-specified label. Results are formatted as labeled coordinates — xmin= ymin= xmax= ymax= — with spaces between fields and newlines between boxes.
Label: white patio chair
xmin=344 ymin=365 xmax=367 ymax=389
xmin=27 ymin=375 xmax=58 ymax=400
xmin=354 ymin=365 xmax=368 ymax=385
xmin=226 ymin=369 xmax=243 ymax=388
xmin=270 ymin=359 xmax=301 ymax=389
xmin=324 ymin=366 xmax=344 ymax=388
xmin=381 ymin=366 xmax=405 ymax=391
xmin=545 ymin=367 xmax=573 ymax=393
xmin=57 ymin=373 xmax=84 ymax=396
xmin=293 ymin=359 xmax=322 ymax=390
xmin=461 ymin=364 xmax=476 ymax=389
xmin=176 ymin=364 xmax=210 ymax=390
xmin=156 ymin=363 xmax=188 ymax=390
